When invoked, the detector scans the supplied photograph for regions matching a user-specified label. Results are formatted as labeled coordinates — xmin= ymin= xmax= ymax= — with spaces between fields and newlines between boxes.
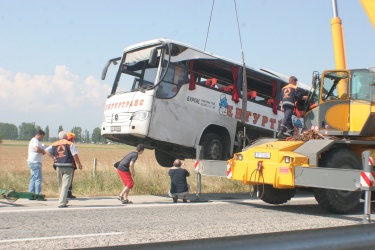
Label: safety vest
xmin=280 ymin=84 xmax=302 ymax=107
xmin=50 ymin=139 xmax=74 ymax=166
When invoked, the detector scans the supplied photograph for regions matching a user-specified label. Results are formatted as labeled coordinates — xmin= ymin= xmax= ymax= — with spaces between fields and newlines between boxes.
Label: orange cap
xmin=67 ymin=132 xmax=76 ymax=140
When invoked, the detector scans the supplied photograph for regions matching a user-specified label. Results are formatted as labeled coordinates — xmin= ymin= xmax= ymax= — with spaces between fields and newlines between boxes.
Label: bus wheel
xmin=258 ymin=184 xmax=296 ymax=204
xmin=313 ymin=148 xmax=362 ymax=214
xmin=201 ymin=133 xmax=223 ymax=160
xmin=155 ymin=149 xmax=175 ymax=168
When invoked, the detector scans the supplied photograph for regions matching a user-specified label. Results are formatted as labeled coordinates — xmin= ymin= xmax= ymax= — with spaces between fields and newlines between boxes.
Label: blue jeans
xmin=28 ymin=161 xmax=42 ymax=194
xmin=281 ymin=105 xmax=294 ymax=132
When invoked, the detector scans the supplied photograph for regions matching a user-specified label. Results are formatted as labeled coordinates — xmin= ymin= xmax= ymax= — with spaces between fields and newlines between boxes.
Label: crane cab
xmin=305 ymin=68 xmax=375 ymax=137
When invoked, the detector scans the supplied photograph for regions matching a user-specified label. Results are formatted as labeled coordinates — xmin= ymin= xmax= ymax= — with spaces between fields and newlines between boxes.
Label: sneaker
xmin=67 ymin=194 xmax=76 ymax=199
xmin=173 ymin=196 xmax=178 ymax=203
xmin=121 ymin=199 xmax=133 ymax=204
xmin=183 ymin=199 xmax=188 ymax=203
xmin=117 ymin=196 xmax=124 ymax=201
xmin=58 ymin=205 xmax=68 ymax=208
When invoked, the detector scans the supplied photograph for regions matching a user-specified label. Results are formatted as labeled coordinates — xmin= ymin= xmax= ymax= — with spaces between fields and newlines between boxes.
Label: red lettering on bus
xmin=253 ymin=113 xmax=260 ymax=124
xmin=261 ymin=116 xmax=268 ymax=126
xmin=246 ymin=111 xmax=252 ymax=122
xmin=227 ymin=106 xmax=233 ymax=117
xmin=140 ymin=99 xmax=144 ymax=106
xmin=269 ymin=118 xmax=276 ymax=129
xmin=235 ymin=108 xmax=242 ymax=119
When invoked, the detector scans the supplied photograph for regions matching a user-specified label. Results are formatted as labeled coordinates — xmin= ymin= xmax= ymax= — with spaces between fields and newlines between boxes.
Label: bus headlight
xmin=132 ymin=111 xmax=150 ymax=121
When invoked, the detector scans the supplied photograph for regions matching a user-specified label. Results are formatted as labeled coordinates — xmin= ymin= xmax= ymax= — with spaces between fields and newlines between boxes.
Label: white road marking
xmin=0 ymin=196 xmax=316 ymax=213
xmin=0 ymin=232 xmax=124 ymax=243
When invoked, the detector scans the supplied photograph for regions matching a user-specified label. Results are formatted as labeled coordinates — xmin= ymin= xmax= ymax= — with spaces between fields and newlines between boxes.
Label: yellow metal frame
xmin=229 ymin=141 xmax=309 ymax=188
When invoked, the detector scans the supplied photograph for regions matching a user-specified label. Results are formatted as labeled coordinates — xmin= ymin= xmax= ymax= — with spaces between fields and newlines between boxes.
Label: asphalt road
xmin=0 ymin=191 xmax=373 ymax=249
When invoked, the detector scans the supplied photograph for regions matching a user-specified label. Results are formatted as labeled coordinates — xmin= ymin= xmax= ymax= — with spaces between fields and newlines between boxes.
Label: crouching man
xmin=168 ymin=159 xmax=190 ymax=203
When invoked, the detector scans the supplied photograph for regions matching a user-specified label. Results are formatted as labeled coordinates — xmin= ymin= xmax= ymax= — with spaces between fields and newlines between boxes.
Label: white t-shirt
xmin=27 ymin=137 xmax=45 ymax=163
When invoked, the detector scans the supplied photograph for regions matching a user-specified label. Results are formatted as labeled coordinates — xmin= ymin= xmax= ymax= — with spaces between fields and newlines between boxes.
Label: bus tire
xmin=258 ymin=184 xmax=296 ymax=204
xmin=155 ymin=148 xmax=175 ymax=168
xmin=313 ymin=148 xmax=362 ymax=214
xmin=201 ymin=133 xmax=224 ymax=160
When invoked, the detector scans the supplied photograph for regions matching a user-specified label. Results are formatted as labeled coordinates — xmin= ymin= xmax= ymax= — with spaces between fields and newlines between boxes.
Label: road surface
xmin=0 ymin=191 xmax=373 ymax=249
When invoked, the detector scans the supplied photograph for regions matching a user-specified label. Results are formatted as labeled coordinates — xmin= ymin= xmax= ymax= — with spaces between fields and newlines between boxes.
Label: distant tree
xmin=0 ymin=134 xmax=3 ymax=143
xmin=19 ymin=122 xmax=37 ymax=140
xmin=86 ymin=130 xmax=90 ymax=143
xmin=92 ymin=127 xmax=101 ymax=143
xmin=83 ymin=129 xmax=90 ymax=143
xmin=71 ymin=126 xmax=82 ymax=142
xmin=45 ymin=126 xmax=49 ymax=141
xmin=0 ymin=122 xmax=18 ymax=140
xmin=58 ymin=125 xmax=63 ymax=134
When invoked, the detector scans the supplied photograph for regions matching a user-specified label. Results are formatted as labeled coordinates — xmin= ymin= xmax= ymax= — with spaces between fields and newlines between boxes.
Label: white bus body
xmin=101 ymin=39 xmax=308 ymax=167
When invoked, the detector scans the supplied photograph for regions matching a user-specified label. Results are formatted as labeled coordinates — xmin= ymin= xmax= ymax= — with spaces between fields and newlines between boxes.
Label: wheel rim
xmin=209 ymin=140 xmax=222 ymax=160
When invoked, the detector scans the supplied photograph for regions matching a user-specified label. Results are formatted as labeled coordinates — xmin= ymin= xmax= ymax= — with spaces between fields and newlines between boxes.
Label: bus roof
xmin=123 ymin=38 xmax=309 ymax=90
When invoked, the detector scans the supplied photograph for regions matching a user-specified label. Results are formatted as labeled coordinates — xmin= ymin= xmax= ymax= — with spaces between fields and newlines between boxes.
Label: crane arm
xmin=360 ymin=0 xmax=375 ymax=29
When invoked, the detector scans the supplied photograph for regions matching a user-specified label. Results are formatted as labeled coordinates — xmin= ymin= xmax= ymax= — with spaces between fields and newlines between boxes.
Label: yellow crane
xmin=226 ymin=0 xmax=375 ymax=214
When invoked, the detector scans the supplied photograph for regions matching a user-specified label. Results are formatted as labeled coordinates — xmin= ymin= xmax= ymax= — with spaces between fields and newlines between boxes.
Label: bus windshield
xmin=115 ymin=45 xmax=162 ymax=94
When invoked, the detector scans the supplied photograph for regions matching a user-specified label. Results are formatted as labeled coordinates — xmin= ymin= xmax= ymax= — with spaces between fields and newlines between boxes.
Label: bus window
xmin=156 ymin=64 xmax=186 ymax=98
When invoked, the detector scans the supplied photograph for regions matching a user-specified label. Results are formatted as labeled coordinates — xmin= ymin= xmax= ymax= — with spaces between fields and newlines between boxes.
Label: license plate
xmin=254 ymin=152 xmax=271 ymax=159
xmin=111 ymin=126 xmax=121 ymax=132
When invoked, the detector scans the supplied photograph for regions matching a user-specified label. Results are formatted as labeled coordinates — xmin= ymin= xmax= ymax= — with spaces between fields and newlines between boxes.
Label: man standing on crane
xmin=277 ymin=76 xmax=306 ymax=137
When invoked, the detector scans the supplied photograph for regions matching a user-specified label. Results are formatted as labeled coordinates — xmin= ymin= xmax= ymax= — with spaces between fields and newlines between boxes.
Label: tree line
xmin=0 ymin=122 xmax=104 ymax=143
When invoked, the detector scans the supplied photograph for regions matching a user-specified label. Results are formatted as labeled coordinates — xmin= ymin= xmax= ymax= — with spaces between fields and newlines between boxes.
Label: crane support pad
xmin=294 ymin=167 xmax=375 ymax=191
xmin=198 ymin=160 xmax=228 ymax=177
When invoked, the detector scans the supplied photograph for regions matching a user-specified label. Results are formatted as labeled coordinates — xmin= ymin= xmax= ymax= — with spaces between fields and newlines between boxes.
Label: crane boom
xmin=360 ymin=0 xmax=375 ymax=29
xmin=331 ymin=0 xmax=346 ymax=69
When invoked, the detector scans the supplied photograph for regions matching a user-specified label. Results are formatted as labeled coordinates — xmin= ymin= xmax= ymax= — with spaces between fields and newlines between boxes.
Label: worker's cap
xmin=67 ymin=132 xmax=76 ymax=140
xmin=289 ymin=76 xmax=298 ymax=82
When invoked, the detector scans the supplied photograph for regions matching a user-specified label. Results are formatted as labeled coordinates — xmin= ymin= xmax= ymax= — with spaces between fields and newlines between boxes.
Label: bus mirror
xmin=311 ymin=71 xmax=319 ymax=89
xmin=312 ymin=76 xmax=317 ymax=88
xmin=149 ymin=48 xmax=158 ymax=66
xmin=102 ymin=57 xmax=121 ymax=80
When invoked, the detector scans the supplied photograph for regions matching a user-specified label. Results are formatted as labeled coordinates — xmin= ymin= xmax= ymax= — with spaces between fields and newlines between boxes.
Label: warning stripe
xmin=360 ymin=172 xmax=375 ymax=187
xmin=369 ymin=157 xmax=374 ymax=166
xmin=194 ymin=160 xmax=200 ymax=172
xmin=226 ymin=163 xmax=232 ymax=179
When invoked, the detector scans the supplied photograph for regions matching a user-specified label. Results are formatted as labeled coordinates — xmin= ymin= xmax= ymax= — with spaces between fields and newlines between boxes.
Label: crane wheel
xmin=258 ymin=184 xmax=296 ymax=204
xmin=313 ymin=148 xmax=362 ymax=214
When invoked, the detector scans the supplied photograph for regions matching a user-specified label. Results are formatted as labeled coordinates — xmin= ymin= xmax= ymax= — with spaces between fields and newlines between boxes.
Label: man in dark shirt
xmin=168 ymin=159 xmax=190 ymax=203
xmin=277 ymin=76 xmax=306 ymax=137
xmin=117 ymin=144 xmax=145 ymax=204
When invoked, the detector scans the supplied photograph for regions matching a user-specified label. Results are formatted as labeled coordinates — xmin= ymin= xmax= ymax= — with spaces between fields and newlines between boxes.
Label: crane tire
xmin=258 ymin=184 xmax=296 ymax=204
xmin=313 ymin=148 xmax=362 ymax=214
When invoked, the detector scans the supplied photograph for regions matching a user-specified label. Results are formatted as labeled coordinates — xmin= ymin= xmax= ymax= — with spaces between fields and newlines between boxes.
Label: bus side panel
xmin=148 ymin=85 xmax=236 ymax=148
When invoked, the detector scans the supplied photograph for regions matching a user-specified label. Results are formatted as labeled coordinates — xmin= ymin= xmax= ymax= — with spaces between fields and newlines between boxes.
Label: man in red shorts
xmin=117 ymin=144 xmax=145 ymax=204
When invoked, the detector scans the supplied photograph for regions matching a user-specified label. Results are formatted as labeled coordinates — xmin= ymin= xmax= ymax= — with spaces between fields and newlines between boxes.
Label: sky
xmin=1 ymin=0 xmax=374 ymax=137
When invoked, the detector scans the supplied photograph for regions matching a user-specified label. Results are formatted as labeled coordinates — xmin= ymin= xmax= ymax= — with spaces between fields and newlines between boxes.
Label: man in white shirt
xmin=27 ymin=130 xmax=46 ymax=195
